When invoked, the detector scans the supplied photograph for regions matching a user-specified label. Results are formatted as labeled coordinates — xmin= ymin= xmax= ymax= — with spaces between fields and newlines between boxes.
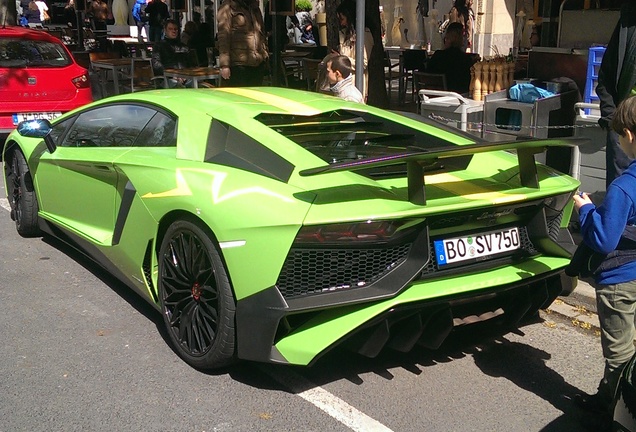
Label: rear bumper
xmin=235 ymin=255 xmax=574 ymax=366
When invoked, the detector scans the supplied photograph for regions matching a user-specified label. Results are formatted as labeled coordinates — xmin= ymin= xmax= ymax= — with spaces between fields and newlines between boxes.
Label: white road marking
xmin=261 ymin=366 xmax=395 ymax=432
xmin=0 ymin=197 xmax=9 ymax=212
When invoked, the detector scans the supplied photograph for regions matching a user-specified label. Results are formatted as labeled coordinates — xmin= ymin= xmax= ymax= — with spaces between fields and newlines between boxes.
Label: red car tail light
xmin=294 ymin=219 xmax=422 ymax=245
xmin=72 ymin=73 xmax=90 ymax=89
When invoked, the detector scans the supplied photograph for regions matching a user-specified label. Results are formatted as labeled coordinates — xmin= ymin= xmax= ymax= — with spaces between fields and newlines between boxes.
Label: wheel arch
xmin=154 ymin=209 xmax=237 ymax=303
xmin=3 ymin=140 xmax=21 ymax=179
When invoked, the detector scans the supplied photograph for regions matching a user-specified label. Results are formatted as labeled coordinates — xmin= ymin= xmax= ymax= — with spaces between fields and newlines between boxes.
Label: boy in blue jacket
xmin=573 ymin=94 xmax=636 ymax=418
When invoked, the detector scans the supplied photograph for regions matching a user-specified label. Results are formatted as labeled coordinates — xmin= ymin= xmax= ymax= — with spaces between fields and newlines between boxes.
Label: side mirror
xmin=17 ymin=119 xmax=57 ymax=153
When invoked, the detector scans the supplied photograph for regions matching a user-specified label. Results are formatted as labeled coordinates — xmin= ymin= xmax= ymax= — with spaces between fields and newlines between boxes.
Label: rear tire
xmin=158 ymin=220 xmax=236 ymax=369
xmin=8 ymin=150 xmax=40 ymax=237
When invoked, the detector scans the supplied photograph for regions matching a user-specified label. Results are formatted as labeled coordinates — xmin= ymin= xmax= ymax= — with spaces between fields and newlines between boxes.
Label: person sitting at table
xmin=152 ymin=19 xmax=196 ymax=87
xmin=181 ymin=21 xmax=198 ymax=47
xmin=325 ymin=55 xmax=365 ymax=104
xmin=426 ymin=22 xmax=474 ymax=95
xmin=300 ymin=22 xmax=316 ymax=44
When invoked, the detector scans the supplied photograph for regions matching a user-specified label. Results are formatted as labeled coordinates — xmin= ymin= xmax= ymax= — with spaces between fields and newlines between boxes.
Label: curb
xmin=546 ymin=279 xmax=600 ymax=332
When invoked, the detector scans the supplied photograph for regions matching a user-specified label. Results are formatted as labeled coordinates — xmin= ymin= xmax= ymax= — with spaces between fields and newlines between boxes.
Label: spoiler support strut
xmin=299 ymin=138 xmax=586 ymax=206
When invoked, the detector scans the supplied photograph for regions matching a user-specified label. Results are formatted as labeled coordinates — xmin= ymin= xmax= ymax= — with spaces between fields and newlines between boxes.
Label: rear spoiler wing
xmin=299 ymin=137 xmax=588 ymax=205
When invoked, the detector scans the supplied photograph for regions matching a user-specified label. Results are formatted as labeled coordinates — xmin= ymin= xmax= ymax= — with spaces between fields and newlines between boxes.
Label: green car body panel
xmin=3 ymin=87 xmax=581 ymax=368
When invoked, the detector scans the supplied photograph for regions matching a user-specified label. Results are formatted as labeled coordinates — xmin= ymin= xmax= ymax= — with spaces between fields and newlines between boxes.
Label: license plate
xmin=12 ymin=112 xmax=62 ymax=125
xmin=434 ymin=227 xmax=521 ymax=267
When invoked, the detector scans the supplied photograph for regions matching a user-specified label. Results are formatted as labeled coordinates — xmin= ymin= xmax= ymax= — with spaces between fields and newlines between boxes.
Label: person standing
xmin=145 ymin=0 xmax=169 ymax=43
xmin=34 ymin=0 xmax=49 ymax=24
xmin=24 ymin=1 xmax=42 ymax=24
xmin=448 ymin=0 xmax=474 ymax=53
xmin=596 ymin=2 xmax=636 ymax=189
xmin=88 ymin=0 xmax=109 ymax=31
xmin=132 ymin=0 xmax=148 ymax=42
xmin=64 ymin=0 xmax=78 ymax=29
xmin=325 ymin=55 xmax=365 ymax=103
xmin=529 ymin=23 xmax=542 ymax=48
xmin=335 ymin=0 xmax=372 ymax=98
xmin=217 ymin=0 xmax=269 ymax=87
xmin=571 ymin=94 xmax=636 ymax=429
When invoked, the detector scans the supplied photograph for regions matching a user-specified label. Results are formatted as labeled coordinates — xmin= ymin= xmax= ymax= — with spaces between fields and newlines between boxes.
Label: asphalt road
xmin=0 ymin=181 xmax=609 ymax=432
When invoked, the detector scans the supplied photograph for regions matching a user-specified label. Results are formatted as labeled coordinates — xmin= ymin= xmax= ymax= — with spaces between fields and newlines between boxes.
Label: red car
xmin=0 ymin=26 xmax=92 ymax=140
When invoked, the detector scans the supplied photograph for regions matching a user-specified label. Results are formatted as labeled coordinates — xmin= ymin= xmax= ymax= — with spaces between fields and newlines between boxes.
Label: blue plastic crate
xmin=584 ymin=47 xmax=606 ymax=114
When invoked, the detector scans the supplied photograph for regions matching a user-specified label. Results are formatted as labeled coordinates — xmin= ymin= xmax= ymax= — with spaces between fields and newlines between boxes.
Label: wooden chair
xmin=413 ymin=72 xmax=447 ymax=114
xmin=89 ymin=51 xmax=123 ymax=97
xmin=302 ymin=58 xmax=321 ymax=91
xmin=120 ymin=58 xmax=166 ymax=92
xmin=414 ymin=71 xmax=447 ymax=92
xmin=401 ymin=49 xmax=428 ymax=103
xmin=384 ymin=50 xmax=400 ymax=106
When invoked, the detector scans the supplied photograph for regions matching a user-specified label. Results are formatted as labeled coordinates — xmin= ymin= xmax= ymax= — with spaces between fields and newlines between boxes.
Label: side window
xmin=48 ymin=116 xmax=76 ymax=144
xmin=135 ymin=111 xmax=177 ymax=147
xmin=59 ymin=104 xmax=155 ymax=148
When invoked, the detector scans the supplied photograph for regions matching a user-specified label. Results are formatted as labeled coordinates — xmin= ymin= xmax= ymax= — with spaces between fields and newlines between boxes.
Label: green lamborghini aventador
xmin=3 ymin=87 xmax=581 ymax=369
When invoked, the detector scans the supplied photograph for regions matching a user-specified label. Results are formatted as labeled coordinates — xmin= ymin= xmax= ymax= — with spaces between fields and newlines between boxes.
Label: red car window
xmin=0 ymin=37 xmax=72 ymax=68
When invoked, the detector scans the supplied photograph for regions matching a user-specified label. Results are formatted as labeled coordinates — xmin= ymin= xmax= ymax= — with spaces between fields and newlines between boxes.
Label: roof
xmin=0 ymin=25 xmax=60 ymax=43
xmin=104 ymin=87 xmax=370 ymax=118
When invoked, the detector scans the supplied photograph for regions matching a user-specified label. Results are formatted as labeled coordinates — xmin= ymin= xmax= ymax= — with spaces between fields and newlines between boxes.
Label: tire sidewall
xmin=10 ymin=150 xmax=40 ymax=237
xmin=158 ymin=219 xmax=236 ymax=370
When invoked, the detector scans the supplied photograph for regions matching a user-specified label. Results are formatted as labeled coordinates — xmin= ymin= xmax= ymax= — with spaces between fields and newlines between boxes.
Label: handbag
xmin=438 ymin=18 xmax=449 ymax=34
xmin=565 ymin=226 xmax=636 ymax=277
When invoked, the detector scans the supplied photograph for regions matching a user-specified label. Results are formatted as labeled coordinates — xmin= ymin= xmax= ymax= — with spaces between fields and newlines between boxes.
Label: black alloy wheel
xmin=158 ymin=220 xmax=236 ymax=369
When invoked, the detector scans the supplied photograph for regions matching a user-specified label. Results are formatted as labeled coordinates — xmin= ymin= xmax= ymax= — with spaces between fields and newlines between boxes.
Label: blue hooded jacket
xmin=132 ymin=0 xmax=146 ymax=23
xmin=579 ymin=159 xmax=636 ymax=284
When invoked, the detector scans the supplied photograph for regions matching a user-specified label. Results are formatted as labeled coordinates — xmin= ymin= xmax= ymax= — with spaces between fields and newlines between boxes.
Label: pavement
xmin=548 ymin=278 xmax=601 ymax=332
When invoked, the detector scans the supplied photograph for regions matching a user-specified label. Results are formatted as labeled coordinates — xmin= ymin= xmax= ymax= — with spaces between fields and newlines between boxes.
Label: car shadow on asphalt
xmin=38 ymin=233 xmax=604 ymax=430
xmin=40 ymin=234 xmax=170 ymax=334
xmin=229 ymin=316 xmax=598 ymax=431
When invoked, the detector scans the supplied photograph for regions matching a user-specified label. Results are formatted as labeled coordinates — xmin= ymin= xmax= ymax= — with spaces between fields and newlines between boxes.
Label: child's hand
xmin=573 ymin=191 xmax=593 ymax=210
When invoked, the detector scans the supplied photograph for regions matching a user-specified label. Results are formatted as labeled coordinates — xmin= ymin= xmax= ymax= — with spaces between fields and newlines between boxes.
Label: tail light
xmin=294 ymin=219 xmax=423 ymax=245
xmin=71 ymin=73 xmax=90 ymax=89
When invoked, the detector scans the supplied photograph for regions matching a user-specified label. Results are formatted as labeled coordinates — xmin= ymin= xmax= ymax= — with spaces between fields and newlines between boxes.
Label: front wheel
xmin=158 ymin=220 xmax=236 ymax=369
xmin=8 ymin=150 xmax=40 ymax=237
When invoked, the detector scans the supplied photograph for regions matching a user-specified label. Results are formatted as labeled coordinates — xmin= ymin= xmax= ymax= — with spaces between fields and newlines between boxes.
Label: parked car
xmin=0 ymin=25 xmax=92 ymax=143
xmin=3 ymin=87 xmax=581 ymax=370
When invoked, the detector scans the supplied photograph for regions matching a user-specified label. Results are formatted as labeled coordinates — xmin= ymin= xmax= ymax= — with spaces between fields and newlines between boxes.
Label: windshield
xmin=0 ymin=38 xmax=72 ymax=68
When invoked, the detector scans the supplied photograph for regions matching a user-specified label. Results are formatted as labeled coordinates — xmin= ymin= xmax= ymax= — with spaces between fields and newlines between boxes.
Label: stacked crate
xmin=584 ymin=47 xmax=605 ymax=115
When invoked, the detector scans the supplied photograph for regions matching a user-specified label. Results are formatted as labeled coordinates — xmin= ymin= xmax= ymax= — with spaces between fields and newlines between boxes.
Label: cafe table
xmin=90 ymin=57 xmax=132 ymax=95
xmin=163 ymin=67 xmax=221 ymax=88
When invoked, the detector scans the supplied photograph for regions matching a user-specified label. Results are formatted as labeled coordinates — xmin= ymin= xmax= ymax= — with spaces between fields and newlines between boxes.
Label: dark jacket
xmin=426 ymin=46 xmax=473 ymax=94
xmin=145 ymin=0 xmax=169 ymax=28
xmin=596 ymin=3 xmax=636 ymax=129
xmin=152 ymin=37 xmax=193 ymax=75
xmin=24 ymin=7 xmax=41 ymax=24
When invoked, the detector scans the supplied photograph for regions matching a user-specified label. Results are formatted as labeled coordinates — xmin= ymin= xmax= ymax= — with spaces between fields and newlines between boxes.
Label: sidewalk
xmin=547 ymin=278 xmax=601 ymax=332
